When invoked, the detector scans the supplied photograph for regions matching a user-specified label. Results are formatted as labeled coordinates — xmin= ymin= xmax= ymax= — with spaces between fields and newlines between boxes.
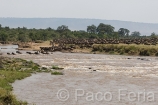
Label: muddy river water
xmin=10 ymin=52 xmax=158 ymax=105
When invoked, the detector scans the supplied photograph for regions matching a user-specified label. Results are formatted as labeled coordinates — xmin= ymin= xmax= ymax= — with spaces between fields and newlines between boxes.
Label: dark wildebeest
xmin=16 ymin=51 xmax=22 ymax=54
xmin=12 ymin=52 xmax=16 ymax=55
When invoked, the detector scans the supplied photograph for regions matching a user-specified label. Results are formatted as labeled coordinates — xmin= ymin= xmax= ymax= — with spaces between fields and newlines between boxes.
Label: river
xmin=11 ymin=52 xmax=158 ymax=105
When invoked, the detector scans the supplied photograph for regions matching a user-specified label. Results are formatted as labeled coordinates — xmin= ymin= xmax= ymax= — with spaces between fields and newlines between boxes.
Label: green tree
xmin=131 ymin=31 xmax=141 ymax=37
xmin=4 ymin=26 xmax=10 ymax=31
xmin=57 ymin=25 xmax=69 ymax=33
xmin=87 ymin=25 xmax=97 ymax=34
xmin=0 ymin=32 xmax=8 ymax=41
xmin=41 ymin=31 xmax=49 ymax=41
xmin=47 ymin=27 xmax=52 ymax=31
xmin=29 ymin=32 xmax=35 ymax=41
xmin=150 ymin=32 xmax=157 ymax=38
xmin=18 ymin=34 xmax=28 ymax=42
xmin=112 ymin=32 xmax=119 ymax=39
xmin=118 ymin=28 xmax=130 ymax=37
xmin=125 ymin=29 xmax=130 ymax=37
xmin=97 ymin=23 xmax=114 ymax=35
xmin=23 ymin=27 xmax=27 ymax=30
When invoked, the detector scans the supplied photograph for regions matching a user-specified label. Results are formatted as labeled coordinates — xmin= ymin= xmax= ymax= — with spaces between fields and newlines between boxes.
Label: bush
xmin=52 ymin=66 xmax=64 ymax=70
xmin=109 ymin=51 xmax=115 ymax=54
xmin=139 ymin=50 xmax=150 ymax=56
xmin=92 ymin=44 xmax=158 ymax=56
xmin=155 ymin=52 xmax=158 ymax=56
xmin=128 ymin=49 xmax=138 ymax=55
xmin=51 ymin=71 xmax=63 ymax=75
xmin=0 ymin=88 xmax=27 ymax=105
xmin=148 ymin=48 xmax=157 ymax=55
xmin=120 ymin=51 xmax=124 ymax=55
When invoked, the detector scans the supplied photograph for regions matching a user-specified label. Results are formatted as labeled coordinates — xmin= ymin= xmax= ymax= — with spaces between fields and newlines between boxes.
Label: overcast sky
xmin=0 ymin=0 xmax=158 ymax=23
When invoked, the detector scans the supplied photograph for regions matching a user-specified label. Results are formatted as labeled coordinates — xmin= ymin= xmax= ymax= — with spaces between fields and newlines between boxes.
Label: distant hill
xmin=0 ymin=18 xmax=158 ymax=35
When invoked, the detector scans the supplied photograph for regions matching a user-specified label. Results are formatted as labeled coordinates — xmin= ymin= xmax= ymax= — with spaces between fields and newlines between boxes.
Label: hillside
xmin=0 ymin=18 xmax=158 ymax=35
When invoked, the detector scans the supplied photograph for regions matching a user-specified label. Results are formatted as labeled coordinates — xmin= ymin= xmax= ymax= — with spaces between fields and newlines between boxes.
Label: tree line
xmin=0 ymin=23 xmax=157 ymax=42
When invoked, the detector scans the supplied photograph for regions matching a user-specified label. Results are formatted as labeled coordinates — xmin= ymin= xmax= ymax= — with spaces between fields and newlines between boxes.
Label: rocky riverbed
xmin=9 ymin=52 xmax=158 ymax=105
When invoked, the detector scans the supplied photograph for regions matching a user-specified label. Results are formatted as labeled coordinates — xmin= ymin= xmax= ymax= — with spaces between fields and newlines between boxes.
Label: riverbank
xmin=1 ymin=41 xmax=158 ymax=56
xmin=21 ymin=41 xmax=158 ymax=56
xmin=90 ymin=44 xmax=157 ymax=56
xmin=0 ymin=56 xmax=50 ymax=104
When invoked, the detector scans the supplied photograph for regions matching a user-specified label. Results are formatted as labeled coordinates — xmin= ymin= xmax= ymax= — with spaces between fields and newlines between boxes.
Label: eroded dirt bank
xmin=10 ymin=52 xmax=158 ymax=105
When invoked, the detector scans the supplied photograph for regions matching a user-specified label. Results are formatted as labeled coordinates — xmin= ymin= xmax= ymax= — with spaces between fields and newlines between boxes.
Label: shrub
xmin=128 ymin=50 xmax=137 ymax=55
xmin=148 ymin=48 xmax=157 ymax=55
xmin=120 ymin=51 xmax=124 ymax=55
xmin=52 ymin=66 xmax=64 ymax=70
xmin=92 ymin=44 xmax=158 ymax=56
xmin=155 ymin=52 xmax=158 ymax=56
xmin=0 ymin=88 xmax=27 ymax=105
xmin=51 ymin=71 xmax=63 ymax=75
xmin=32 ymin=66 xmax=39 ymax=70
xmin=109 ymin=51 xmax=115 ymax=54
xmin=139 ymin=50 xmax=150 ymax=56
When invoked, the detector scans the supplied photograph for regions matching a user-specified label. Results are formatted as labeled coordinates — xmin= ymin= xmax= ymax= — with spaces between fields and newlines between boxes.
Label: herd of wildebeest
xmin=41 ymin=38 xmax=158 ymax=51
xmin=5 ymin=38 xmax=158 ymax=55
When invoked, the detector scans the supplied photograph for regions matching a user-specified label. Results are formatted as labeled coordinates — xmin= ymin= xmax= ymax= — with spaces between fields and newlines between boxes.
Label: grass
xmin=51 ymin=71 xmax=63 ymax=75
xmin=0 ymin=57 xmax=44 ymax=105
xmin=0 ymin=71 xmax=29 ymax=105
xmin=51 ymin=65 xmax=64 ymax=75
xmin=92 ymin=44 xmax=158 ymax=56
xmin=0 ymin=56 xmax=64 ymax=104
xmin=52 ymin=65 xmax=64 ymax=70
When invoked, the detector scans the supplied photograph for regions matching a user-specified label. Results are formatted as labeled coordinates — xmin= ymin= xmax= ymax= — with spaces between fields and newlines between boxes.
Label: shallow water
xmin=0 ymin=45 xmax=18 ymax=53
xmin=11 ymin=52 xmax=158 ymax=105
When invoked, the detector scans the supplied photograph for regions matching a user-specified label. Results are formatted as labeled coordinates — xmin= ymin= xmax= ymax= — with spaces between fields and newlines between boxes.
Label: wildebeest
xmin=16 ymin=51 xmax=22 ymax=54
xmin=34 ymin=51 xmax=40 ymax=55
xmin=39 ymin=38 xmax=158 ymax=52
xmin=12 ymin=52 xmax=16 ymax=55
xmin=26 ymin=52 xmax=32 ymax=54
xmin=7 ymin=52 xmax=10 ymax=55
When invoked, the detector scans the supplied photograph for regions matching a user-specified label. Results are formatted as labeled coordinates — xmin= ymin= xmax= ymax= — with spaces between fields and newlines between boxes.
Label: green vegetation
xmin=0 ymin=23 xmax=157 ymax=43
xmin=51 ymin=65 xmax=64 ymax=75
xmin=51 ymin=71 xmax=63 ymax=75
xmin=0 ymin=71 xmax=28 ymax=105
xmin=0 ymin=57 xmax=43 ymax=104
xmin=0 ymin=56 xmax=65 ymax=104
xmin=92 ymin=44 xmax=158 ymax=56
xmin=52 ymin=65 xmax=64 ymax=70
